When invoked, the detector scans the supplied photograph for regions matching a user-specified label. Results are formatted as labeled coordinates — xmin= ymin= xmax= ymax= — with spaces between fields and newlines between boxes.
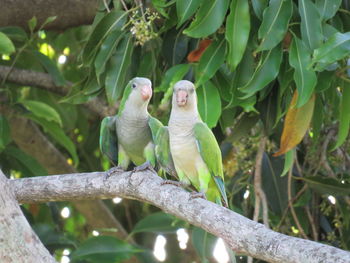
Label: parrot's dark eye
xmin=189 ymin=88 xmax=194 ymax=93
xmin=132 ymin=83 xmax=136 ymax=89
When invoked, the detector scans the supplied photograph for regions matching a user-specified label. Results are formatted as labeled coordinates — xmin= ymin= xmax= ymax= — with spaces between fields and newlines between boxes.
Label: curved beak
xmin=176 ymin=90 xmax=188 ymax=106
xmin=141 ymin=85 xmax=152 ymax=101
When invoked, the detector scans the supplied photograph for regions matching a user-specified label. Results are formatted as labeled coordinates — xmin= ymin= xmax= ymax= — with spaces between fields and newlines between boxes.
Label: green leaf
xmin=82 ymin=10 xmax=128 ymax=64
xmin=21 ymin=100 xmax=63 ymax=127
xmin=28 ymin=16 xmax=37 ymax=32
xmin=289 ymin=36 xmax=317 ymax=107
xmin=156 ymin=64 xmax=191 ymax=92
xmin=311 ymin=95 xmax=323 ymax=141
xmin=297 ymin=176 xmax=350 ymax=196
xmin=0 ymin=27 xmax=27 ymax=42
xmin=225 ymin=0 xmax=250 ymax=71
xmin=195 ymin=37 xmax=226 ymax=86
xmin=95 ymin=31 xmax=124 ymax=82
xmin=0 ymin=115 xmax=11 ymax=151
xmin=70 ymin=236 xmax=139 ymax=263
xmin=197 ymin=81 xmax=221 ymax=128
xmin=315 ymin=0 xmax=342 ymax=20
xmin=257 ymin=0 xmax=292 ymax=52
xmin=105 ymin=34 xmax=134 ymax=104
xmin=4 ymin=145 xmax=47 ymax=176
xmin=312 ymin=32 xmax=350 ymax=71
xmin=239 ymin=45 xmax=282 ymax=98
xmin=0 ymin=32 xmax=15 ymax=55
xmin=281 ymin=149 xmax=294 ymax=177
xmin=332 ymin=80 xmax=350 ymax=150
xmin=251 ymin=0 xmax=269 ymax=20
xmin=315 ymin=70 xmax=334 ymax=92
xmin=176 ymin=0 xmax=201 ymax=27
xmin=299 ymin=0 xmax=323 ymax=50
xmin=131 ymin=212 xmax=184 ymax=234
xmin=32 ymin=50 xmax=66 ymax=86
xmin=27 ymin=115 xmax=79 ymax=166
xmin=183 ymin=0 xmax=229 ymax=38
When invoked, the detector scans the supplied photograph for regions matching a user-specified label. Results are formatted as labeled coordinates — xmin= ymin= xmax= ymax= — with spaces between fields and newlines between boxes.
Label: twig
xmin=253 ymin=136 xmax=269 ymax=228
xmin=120 ymin=0 xmax=129 ymax=11
xmin=288 ymin=169 xmax=309 ymax=240
xmin=305 ymin=206 xmax=318 ymax=241
xmin=103 ymin=0 xmax=110 ymax=12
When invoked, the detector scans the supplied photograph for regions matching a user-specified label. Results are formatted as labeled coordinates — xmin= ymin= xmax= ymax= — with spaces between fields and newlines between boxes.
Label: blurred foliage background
xmin=0 ymin=0 xmax=350 ymax=262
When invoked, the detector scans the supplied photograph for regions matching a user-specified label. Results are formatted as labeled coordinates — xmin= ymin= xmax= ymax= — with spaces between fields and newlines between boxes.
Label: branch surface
xmin=0 ymin=0 xmax=99 ymax=30
xmin=11 ymin=171 xmax=350 ymax=263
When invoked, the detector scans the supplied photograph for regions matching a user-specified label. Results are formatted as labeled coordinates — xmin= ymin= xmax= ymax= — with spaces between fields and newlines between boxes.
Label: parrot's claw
xmin=132 ymin=161 xmax=156 ymax=174
xmin=161 ymin=180 xmax=187 ymax=187
xmin=105 ymin=166 xmax=124 ymax=180
xmin=190 ymin=191 xmax=207 ymax=200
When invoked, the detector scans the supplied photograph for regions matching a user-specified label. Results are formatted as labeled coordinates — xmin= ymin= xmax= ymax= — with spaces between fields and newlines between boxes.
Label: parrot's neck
xmin=169 ymin=108 xmax=200 ymax=136
xmin=119 ymin=102 xmax=149 ymax=127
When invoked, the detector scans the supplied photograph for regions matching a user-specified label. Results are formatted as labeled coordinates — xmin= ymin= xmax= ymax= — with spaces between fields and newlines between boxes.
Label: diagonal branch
xmin=0 ymin=65 xmax=113 ymax=118
xmin=11 ymin=170 xmax=350 ymax=263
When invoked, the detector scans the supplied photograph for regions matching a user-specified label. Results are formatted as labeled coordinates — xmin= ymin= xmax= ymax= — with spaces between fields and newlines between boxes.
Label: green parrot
xmin=99 ymin=77 xmax=163 ymax=174
xmin=166 ymin=80 xmax=228 ymax=206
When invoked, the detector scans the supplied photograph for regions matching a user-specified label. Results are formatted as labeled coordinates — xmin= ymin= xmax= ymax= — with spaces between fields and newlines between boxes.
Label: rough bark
xmin=4 ymin=112 xmax=129 ymax=240
xmin=11 ymin=170 xmax=350 ymax=263
xmin=0 ymin=0 xmax=99 ymax=31
xmin=0 ymin=170 xmax=56 ymax=263
xmin=0 ymin=65 xmax=112 ymax=118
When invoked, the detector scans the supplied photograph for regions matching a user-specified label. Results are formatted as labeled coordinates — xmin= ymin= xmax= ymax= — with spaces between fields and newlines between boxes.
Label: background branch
xmin=11 ymin=170 xmax=350 ymax=263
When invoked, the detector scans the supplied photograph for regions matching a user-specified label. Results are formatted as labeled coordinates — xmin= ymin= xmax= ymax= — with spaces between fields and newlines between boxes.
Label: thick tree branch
xmin=11 ymin=170 xmax=350 ymax=263
xmin=0 ymin=65 xmax=112 ymax=118
xmin=0 ymin=170 xmax=56 ymax=263
xmin=0 ymin=0 xmax=99 ymax=31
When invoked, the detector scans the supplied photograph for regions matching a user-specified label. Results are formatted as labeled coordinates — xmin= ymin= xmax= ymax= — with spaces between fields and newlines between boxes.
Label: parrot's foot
xmin=161 ymin=180 xmax=187 ymax=188
xmin=190 ymin=191 xmax=207 ymax=200
xmin=132 ymin=161 xmax=156 ymax=174
xmin=105 ymin=166 xmax=125 ymax=180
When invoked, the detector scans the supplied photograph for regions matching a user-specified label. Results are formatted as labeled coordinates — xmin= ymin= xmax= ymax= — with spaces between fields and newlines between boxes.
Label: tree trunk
xmin=0 ymin=170 xmax=56 ymax=263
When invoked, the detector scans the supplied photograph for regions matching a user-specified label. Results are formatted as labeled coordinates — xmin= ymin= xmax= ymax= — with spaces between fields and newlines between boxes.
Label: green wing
xmin=99 ymin=116 xmax=118 ymax=165
xmin=148 ymin=116 xmax=164 ymax=142
xmin=194 ymin=122 xmax=228 ymax=206
xmin=155 ymin=126 xmax=177 ymax=178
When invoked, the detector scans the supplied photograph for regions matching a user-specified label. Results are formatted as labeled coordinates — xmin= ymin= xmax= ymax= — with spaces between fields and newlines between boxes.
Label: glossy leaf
xmin=156 ymin=64 xmax=191 ymax=92
xmin=33 ymin=51 xmax=66 ymax=86
xmin=281 ymin=149 xmax=294 ymax=177
xmin=225 ymin=0 xmax=250 ymax=71
xmin=332 ymin=80 xmax=350 ymax=150
xmin=163 ymin=28 xmax=190 ymax=65
xmin=315 ymin=0 xmax=342 ymax=20
xmin=297 ymin=176 xmax=350 ymax=196
xmin=239 ymin=45 xmax=282 ymax=98
xmin=183 ymin=0 xmax=229 ymax=38
xmin=195 ymin=37 xmax=226 ymax=86
xmin=251 ymin=0 xmax=269 ymax=20
xmin=0 ymin=32 xmax=15 ymax=55
xmin=197 ymin=81 xmax=221 ymax=128
xmin=131 ymin=212 xmax=184 ymax=234
xmin=0 ymin=27 xmax=27 ymax=42
xmin=28 ymin=16 xmax=37 ymax=32
xmin=21 ymin=100 xmax=63 ymax=127
xmin=4 ymin=146 xmax=47 ymax=176
xmin=299 ymin=0 xmax=323 ymax=50
xmin=289 ymin=36 xmax=317 ymax=107
xmin=274 ymin=91 xmax=315 ymax=156
xmin=257 ymin=0 xmax=292 ymax=51
xmin=95 ymin=31 xmax=124 ymax=82
xmin=176 ymin=0 xmax=201 ymax=27
xmin=187 ymin=39 xmax=212 ymax=62
xmin=312 ymin=32 xmax=350 ymax=71
xmin=0 ymin=115 xmax=11 ymax=151
xmin=82 ymin=10 xmax=127 ymax=64
xmin=70 ymin=236 xmax=138 ymax=263
xmin=105 ymin=35 xmax=134 ymax=104
xmin=27 ymin=115 xmax=79 ymax=166
xmin=191 ymin=227 xmax=217 ymax=262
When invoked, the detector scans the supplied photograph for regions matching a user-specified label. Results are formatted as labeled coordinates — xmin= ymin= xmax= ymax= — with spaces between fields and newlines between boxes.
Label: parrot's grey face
xmin=130 ymin=77 xmax=152 ymax=105
xmin=173 ymin=80 xmax=196 ymax=109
